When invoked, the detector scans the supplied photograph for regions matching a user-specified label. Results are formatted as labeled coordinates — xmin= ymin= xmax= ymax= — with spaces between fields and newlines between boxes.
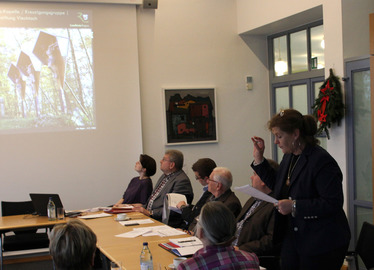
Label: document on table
xmin=78 ymin=213 xmax=112 ymax=219
xmin=116 ymin=228 xmax=153 ymax=238
xmin=175 ymin=246 xmax=202 ymax=256
xmin=115 ymin=225 xmax=186 ymax=238
xmin=234 ymin=184 xmax=278 ymax=204
xmin=119 ymin=219 xmax=154 ymax=226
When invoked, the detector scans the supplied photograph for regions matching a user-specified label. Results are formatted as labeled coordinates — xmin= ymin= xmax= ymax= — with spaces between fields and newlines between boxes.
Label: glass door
xmin=345 ymin=58 xmax=373 ymax=260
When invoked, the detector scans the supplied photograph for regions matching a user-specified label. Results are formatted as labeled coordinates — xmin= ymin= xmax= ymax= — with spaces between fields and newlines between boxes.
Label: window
xmin=269 ymin=21 xmax=325 ymax=161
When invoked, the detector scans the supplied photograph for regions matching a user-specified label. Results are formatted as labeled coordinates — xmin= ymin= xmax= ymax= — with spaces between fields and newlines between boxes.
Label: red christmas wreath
xmin=312 ymin=68 xmax=344 ymax=139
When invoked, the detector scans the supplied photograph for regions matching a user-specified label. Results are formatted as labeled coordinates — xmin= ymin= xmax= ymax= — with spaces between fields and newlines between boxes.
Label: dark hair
xmin=165 ymin=149 xmax=184 ymax=170
xmin=268 ymin=109 xmax=319 ymax=146
xmin=140 ymin=154 xmax=156 ymax=177
xmin=49 ymin=220 xmax=97 ymax=270
xmin=192 ymin=158 xmax=217 ymax=178
xmin=198 ymin=201 xmax=236 ymax=245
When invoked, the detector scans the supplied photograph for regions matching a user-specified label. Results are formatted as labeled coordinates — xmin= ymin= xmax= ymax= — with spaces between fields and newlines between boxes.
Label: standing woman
xmin=251 ymin=109 xmax=350 ymax=270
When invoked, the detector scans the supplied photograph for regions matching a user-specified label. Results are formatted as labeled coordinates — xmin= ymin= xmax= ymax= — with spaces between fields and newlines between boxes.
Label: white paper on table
xmin=169 ymin=236 xmax=202 ymax=247
xmin=132 ymin=225 xmax=186 ymax=237
xmin=234 ymin=184 xmax=278 ymax=204
xmin=78 ymin=213 xmax=112 ymax=219
xmin=115 ymin=228 xmax=152 ymax=238
xmin=119 ymin=219 xmax=154 ymax=226
xmin=175 ymin=246 xmax=202 ymax=256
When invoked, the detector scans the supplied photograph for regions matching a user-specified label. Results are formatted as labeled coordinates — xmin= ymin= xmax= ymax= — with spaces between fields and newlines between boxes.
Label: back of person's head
xmin=49 ymin=219 xmax=97 ymax=270
xmin=192 ymin=158 xmax=217 ymax=178
xmin=198 ymin=201 xmax=236 ymax=245
xmin=211 ymin=167 xmax=232 ymax=189
xmin=165 ymin=149 xmax=184 ymax=170
xmin=140 ymin=154 xmax=157 ymax=177
xmin=268 ymin=108 xmax=319 ymax=146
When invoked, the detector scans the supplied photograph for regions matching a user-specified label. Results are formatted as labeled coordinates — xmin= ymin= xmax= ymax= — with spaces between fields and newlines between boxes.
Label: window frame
xmin=268 ymin=20 xmax=325 ymax=162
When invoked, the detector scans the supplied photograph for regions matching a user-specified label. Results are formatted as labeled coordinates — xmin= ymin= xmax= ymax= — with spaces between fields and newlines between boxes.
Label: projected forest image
xmin=0 ymin=27 xmax=94 ymax=132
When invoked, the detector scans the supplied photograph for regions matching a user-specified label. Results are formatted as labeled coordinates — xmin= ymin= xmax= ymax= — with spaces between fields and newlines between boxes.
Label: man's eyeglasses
xmin=207 ymin=178 xmax=219 ymax=184
xmin=162 ymin=157 xmax=172 ymax=162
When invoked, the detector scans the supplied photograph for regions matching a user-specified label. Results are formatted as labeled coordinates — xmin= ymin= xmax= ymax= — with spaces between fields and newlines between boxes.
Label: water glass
xmin=57 ymin=207 xmax=65 ymax=220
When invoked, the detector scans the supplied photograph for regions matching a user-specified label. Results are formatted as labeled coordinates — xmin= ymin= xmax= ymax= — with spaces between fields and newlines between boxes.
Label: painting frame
xmin=163 ymin=87 xmax=218 ymax=145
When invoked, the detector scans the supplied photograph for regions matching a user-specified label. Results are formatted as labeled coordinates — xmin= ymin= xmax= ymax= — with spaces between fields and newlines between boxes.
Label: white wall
xmin=137 ymin=0 xmax=270 ymax=204
xmin=342 ymin=0 xmax=374 ymax=59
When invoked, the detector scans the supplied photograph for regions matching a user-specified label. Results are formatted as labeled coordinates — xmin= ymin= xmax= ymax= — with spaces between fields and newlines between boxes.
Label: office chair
xmin=347 ymin=221 xmax=374 ymax=270
xmin=0 ymin=201 xmax=50 ymax=270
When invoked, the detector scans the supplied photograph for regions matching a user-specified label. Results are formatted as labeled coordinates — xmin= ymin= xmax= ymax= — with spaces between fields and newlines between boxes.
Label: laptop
xmin=29 ymin=193 xmax=64 ymax=216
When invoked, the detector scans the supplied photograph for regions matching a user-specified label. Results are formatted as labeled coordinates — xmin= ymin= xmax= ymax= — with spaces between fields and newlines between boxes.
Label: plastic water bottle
xmin=47 ymin=197 xmax=56 ymax=221
xmin=140 ymin=242 xmax=153 ymax=270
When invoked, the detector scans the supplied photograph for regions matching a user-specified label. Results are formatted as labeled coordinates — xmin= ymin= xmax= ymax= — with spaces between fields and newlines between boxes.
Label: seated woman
xmin=177 ymin=201 xmax=259 ymax=270
xmin=114 ymin=154 xmax=156 ymax=206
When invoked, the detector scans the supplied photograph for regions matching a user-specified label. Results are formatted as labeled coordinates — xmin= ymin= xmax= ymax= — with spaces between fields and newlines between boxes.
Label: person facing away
xmin=49 ymin=219 xmax=97 ymax=270
xmin=177 ymin=201 xmax=260 ymax=270
xmin=133 ymin=149 xmax=194 ymax=228
xmin=114 ymin=154 xmax=156 ymax=206
xmin=251 ymin=108 xmax=350 ymax=270
xmin=175 ymin=158 xmax=217 ymax=232
xmin=233 ymin=159 xmax=280 ymax=270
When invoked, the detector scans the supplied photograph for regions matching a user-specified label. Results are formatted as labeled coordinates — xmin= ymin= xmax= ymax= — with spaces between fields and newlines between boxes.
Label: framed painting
xmin=163 ymin=88 xmax=218 ymax=145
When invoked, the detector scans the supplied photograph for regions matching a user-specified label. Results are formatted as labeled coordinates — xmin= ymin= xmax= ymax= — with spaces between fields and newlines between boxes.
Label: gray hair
xmin=165 ymin=149 xmax=184 ymax=170
xmin=211 ymin=167 xmax=232 ymax=189
xmin=198 ymin=201 xmax=236 ymax=245
xmin=49 ymin=219 xmax=97 ymax=270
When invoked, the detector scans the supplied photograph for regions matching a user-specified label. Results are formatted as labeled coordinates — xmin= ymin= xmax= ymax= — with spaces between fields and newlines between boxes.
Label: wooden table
xmin=0 ymin=214 xmax=67 ymax=231
xmin=0 ymin=214 xmax=68 ymax=270
xmin=80 ymin=212 xmax=190 ymax=270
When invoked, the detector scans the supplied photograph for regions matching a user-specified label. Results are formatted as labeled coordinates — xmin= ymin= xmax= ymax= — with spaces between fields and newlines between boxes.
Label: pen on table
xmin=179 ymin=240 xmax=196 ymax=243
xmin=125 ymin=223 xmax=139 ymax=226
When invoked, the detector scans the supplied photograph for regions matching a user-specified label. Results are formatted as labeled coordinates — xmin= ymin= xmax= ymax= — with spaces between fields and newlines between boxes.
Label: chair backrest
xmin=1 ymin=201 xmax=37 ymax=235
xmin=356 ymin=221 xmax=374 ymax=269
xmin=1 ymin=201 xmax=35 ymax=216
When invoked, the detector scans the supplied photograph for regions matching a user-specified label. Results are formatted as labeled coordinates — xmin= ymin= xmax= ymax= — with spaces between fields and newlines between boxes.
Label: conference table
xmin=79 ymin=211 xmax=190 ymax=270
xmin=0 ymin=211 xmax=191 ymax=270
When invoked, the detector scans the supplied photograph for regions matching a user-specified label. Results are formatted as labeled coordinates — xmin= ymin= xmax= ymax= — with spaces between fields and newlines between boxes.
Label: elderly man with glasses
xmin=207 ymin=167 xmax=242 ymax=217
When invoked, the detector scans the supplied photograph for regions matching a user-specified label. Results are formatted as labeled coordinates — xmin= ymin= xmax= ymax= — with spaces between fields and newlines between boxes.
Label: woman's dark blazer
xmin=251 ymin=144 xmax=351 ymax=256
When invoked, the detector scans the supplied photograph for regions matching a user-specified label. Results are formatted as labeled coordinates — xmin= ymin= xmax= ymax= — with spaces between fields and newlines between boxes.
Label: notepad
xmin=159 ymin=237 xmax=203 ymax=257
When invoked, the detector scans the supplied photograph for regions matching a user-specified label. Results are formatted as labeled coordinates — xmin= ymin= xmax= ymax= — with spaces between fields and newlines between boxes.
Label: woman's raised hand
xmin=251 ymin=136 xmax=265 ymax=164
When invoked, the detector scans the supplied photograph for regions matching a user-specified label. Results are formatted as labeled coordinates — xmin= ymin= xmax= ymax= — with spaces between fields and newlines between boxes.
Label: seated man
xmin=49 ymin=219 xmax=97 ymax=270
xmin=133 ymin=149 xmax=194 ymax=228
xmin=177 ymin=201 xmax=259 ymax=270
xmin=176 ymin=158 xmax=217 ymax=231
xmin=208 ymin=167 xmax=242 ymax=217
xmin=187 ymin=166 xmax=242 ymax=234
xmin=233 ymin=159 xmax=280 ymax=270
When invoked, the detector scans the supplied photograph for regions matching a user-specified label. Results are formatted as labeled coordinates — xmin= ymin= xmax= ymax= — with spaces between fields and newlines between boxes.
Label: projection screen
xmin=0 ymin=1 xmax=143 ymax=212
